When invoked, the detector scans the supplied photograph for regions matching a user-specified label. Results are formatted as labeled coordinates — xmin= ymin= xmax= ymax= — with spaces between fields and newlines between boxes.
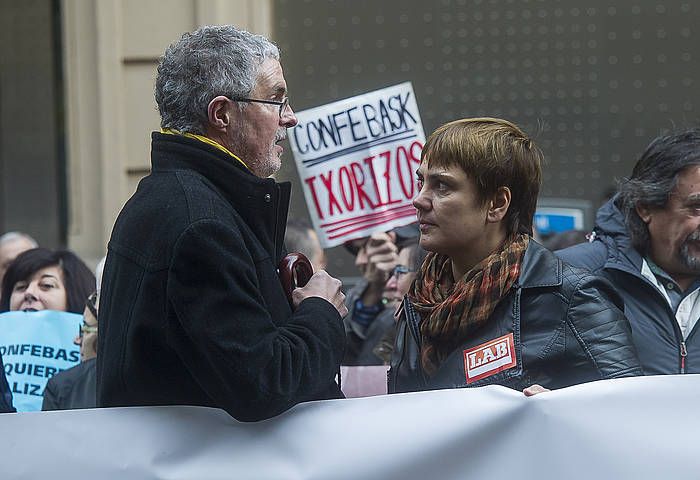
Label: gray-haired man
xmin=98 ymin=26 xmax=347 ymax=421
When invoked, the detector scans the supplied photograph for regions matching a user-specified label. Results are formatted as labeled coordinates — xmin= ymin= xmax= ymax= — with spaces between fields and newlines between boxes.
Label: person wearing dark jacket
xmin=0 ymin=354 xmax=15 ymax=413
xmin=389 ymin=118 xmax=642 ymax=394
xmin=343 ymin=228 xmax=422 ymax=366
xmin=42 ymin=359 xmax=96 ymax=411
xmin=43 ymin=291 xmax=99 ymax=411
xmin=558 ymin=129 xmax=700 ymax=375
xmin=97 ymin=26 xmax=347 ymax=422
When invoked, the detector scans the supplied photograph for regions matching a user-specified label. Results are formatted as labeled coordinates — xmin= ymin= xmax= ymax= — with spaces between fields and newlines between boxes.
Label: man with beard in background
xmin=558 ymin=129 xmax=700 ymax=375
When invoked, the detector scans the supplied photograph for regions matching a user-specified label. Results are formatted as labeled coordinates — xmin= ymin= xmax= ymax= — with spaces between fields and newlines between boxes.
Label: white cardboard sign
xmin=289 ymin=82 xmax=426 ymax=247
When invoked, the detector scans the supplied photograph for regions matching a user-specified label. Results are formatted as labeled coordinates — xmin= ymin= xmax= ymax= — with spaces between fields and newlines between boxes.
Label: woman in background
xmin=0 ymin=248 xmax=95 ymax=314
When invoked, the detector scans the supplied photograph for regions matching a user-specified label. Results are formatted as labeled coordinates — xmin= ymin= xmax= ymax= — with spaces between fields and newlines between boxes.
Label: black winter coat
xmin=97 ymin=133 xmax=345 ymax=421
xmin=389 ymin=241 xmax=642 ymax=393
xmin=557 ymin=197 xmax=700 ymax=375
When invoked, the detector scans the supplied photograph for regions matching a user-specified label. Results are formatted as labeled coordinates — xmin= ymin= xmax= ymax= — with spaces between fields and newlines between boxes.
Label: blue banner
xmin=0 ymin=310 xmax=82 ymax=411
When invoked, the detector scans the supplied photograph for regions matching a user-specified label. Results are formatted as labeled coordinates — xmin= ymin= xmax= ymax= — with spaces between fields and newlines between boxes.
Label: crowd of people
xmin=1 ymin=24 xmax=699 ymax=423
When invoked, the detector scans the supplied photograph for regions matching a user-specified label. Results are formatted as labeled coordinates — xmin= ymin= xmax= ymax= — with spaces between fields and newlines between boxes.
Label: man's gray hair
xmin=155 ymin=25 xmax=280 ymax=135
xmin=0 ymin=231 xmax=38 ymax=248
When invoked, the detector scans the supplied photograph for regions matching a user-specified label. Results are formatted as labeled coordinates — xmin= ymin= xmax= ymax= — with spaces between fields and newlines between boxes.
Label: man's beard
xmin=230 ymin=128 xmax=286 ymax=178
xmin=253 ymin=146 xmax=282 ymax=178
xmin=679 ymin=230 xmax=700 ymax=271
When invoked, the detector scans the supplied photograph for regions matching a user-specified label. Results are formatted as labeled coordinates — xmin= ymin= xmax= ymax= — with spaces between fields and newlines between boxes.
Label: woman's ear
xmin=207 ymin=96 xmax=233 ymax=132
xmin=487 ymin=186 xmax=511 ymax=223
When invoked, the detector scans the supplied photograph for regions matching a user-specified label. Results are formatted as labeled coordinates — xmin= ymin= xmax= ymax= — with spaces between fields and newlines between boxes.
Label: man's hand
xmin=523 ymin=384 xmax=551 ymax=396
xmin=292 ymin=270 xmax=348 ymax=317
xmin=359 ymin=232 xmax=398 ymax=306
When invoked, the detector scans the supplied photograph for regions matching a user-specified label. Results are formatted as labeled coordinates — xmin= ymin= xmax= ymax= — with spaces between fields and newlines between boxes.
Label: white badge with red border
xmin=463 ymin=333 xmax=517 ymax=384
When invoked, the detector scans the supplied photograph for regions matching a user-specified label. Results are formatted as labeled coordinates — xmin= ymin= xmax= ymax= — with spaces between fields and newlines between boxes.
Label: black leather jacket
xmin=389 ymin=241 xmax=643 ymax=393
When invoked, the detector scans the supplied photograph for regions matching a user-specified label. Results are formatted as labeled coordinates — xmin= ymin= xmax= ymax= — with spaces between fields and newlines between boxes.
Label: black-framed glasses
xmin=229 ymin=96 xmax=290 ymax=118
xmin=391 ymin=265 xmax=416 ymax=278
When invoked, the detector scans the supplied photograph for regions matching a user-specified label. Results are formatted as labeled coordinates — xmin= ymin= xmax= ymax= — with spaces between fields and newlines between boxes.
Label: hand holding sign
xmin=357 ymin=231 xmax=399 ymax=307
xmin=363 ymin=232 xmax=399 ymax=284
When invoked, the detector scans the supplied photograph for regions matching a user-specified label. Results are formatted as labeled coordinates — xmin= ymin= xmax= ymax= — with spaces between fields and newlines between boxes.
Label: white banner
xmin=0 ymin=375 xmax=698 ymax=479
xmin=289 ymin=82 xmax=426 ymax=247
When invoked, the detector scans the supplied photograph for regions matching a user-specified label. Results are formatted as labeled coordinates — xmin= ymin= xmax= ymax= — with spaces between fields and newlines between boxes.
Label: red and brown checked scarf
xmin=409 ymin=234 xmax=529 ymax=376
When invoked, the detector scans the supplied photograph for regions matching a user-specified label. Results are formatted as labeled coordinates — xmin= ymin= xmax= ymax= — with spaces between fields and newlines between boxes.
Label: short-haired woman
xmin=389 ymin=118 xmax=642 ymax=393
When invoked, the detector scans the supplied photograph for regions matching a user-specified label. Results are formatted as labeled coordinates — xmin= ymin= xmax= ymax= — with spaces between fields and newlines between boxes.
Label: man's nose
xmin=281 ymin=105 xmax=298 ymax=128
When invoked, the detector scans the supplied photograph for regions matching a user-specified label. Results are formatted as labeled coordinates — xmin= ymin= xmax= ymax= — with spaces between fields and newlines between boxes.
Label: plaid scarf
xmin=409 ymin=234 xmax=529 ymax=376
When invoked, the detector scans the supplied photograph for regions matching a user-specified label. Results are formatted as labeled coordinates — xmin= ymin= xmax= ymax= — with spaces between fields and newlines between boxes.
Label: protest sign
xmin=289 ymin=82 xmax=426 ymax=247
xmin=0 ymin=310 xmax=82 ymax=411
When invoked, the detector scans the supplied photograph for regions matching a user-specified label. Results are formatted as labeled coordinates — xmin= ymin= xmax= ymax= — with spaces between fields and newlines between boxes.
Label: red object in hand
xmin=278 ymin=252 xmax=314 ymax=307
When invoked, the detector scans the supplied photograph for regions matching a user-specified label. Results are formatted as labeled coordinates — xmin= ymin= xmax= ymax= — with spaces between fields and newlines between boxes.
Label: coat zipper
xmin=680 ymin=321 xmax=700 ymax=374
xmin=680 ymin=340 xmax=688 ymax=374
xmin=272 ymin=187 xmax=282 ymax=261
xmin=610 ymin=266 xmax=696 ymax=374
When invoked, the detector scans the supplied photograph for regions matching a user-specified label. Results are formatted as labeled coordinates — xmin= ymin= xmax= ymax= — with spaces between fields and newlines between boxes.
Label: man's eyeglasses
xmin=228 ymin=96 xmax=290 ymax=118
xmin=391 ymin=265 xmax=416 ymax=278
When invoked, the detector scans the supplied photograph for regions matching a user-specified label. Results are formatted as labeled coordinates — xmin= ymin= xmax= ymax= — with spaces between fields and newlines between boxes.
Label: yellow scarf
xmin=160 ymin=128 xmax=249 ymax=170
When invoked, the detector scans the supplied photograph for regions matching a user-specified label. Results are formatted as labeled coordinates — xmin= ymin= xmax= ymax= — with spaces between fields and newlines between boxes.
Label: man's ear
xmin=487 ymin=186 xmax=511 ymax=223
xmin=635 ymin=203 xmax=652 ymax=223
xmin=207 ymin=96 xmax=235 ymax=132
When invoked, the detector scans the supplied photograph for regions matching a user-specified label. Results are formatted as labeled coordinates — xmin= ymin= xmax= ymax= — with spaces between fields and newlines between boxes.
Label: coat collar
xmin=150 ymin=132 xmax=291 ymax=261
xmin=593 ymin=197 xmax=646 ymax=275
xmin=150 ymin=131 xmax=279 ymax=195
xmin=515 ymin=240 xmax=563 ymax=288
